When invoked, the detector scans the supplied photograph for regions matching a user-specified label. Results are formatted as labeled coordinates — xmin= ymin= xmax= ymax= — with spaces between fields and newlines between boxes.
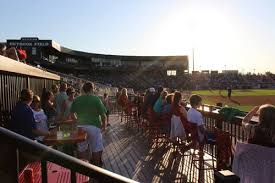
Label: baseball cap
xmin=149 ymin=88 xmax=156 ymax=93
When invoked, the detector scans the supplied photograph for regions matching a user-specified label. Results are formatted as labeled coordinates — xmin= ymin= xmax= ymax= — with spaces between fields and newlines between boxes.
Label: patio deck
xmin=102 ymin=114 xmax=214 ymax=183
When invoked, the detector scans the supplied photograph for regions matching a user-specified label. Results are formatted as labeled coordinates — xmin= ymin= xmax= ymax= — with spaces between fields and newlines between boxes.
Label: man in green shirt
xmin=70 ymin=82 xmax=106 ymax=167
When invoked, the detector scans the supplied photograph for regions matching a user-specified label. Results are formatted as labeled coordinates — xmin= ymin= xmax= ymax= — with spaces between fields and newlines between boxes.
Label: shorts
xmin=77 ymin=125 xmax=103 ymax=153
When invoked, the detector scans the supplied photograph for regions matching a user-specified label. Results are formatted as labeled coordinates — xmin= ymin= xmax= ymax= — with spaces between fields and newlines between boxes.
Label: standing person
xmin=152 ymin=86 xmax=164 ymax=106
xmin=62 ymin=87 xmax=75 ymax=120
xmin=51 ymin=84 xmax=59 ymax=97
xmin=118 ymin=88 xmax=129 ymax=107
xmin=143 ymin=88 xmax=155 ymax=113
xmin=70 ymin=82 xmax=107 ymax=167
xmin=41 ymin=91 xmax=56 ymax=125
xmin=31 ymin=95 xmax=48 ymax=142
xmin=55 ymin=82 xmax=68 ymax=119
xmin=227 ymin=86 xmax=232 ymax=99
xmin=102 ymin=93 xmax=111 ymax=126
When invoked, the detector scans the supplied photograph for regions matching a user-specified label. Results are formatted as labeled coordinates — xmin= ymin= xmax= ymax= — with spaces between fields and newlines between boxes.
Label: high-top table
xmin=43 ymin=127 xmax=87 ymax=146
xmin=43 ymin=127 xmax=87 ymax=156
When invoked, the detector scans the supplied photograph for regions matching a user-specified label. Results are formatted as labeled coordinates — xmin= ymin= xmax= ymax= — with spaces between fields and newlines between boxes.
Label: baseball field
xmin=191 ymin=89 xmax=275 ymax=112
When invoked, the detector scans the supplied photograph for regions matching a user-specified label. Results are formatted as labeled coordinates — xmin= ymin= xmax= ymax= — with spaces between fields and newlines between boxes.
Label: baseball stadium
xmin=1 ymin=1 xmax=275 ymax=183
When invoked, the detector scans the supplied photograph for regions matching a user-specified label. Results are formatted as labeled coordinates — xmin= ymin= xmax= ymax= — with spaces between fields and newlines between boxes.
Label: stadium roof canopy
xmin=5 ymin=37 xmax=188 ymax=64
xmin=60 ymin=46 xmax=188 ymax=62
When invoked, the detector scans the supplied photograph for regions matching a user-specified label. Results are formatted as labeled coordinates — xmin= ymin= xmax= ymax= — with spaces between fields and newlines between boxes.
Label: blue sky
xmin=1 ymin=0 xmax=275 ymax=73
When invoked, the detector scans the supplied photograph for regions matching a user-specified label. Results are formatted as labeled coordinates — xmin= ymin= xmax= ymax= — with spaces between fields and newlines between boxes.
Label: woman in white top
xmin=31 ymin=95 xmax=48 ymax=142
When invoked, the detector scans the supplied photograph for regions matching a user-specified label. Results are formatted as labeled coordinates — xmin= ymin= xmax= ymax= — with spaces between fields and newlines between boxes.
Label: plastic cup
xmin=57 ymin=131 xmax=63 ymax=140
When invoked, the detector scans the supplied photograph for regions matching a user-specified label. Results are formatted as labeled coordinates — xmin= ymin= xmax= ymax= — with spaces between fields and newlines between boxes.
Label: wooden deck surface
xmin=102 ymin=114 xmax=214 ymax=183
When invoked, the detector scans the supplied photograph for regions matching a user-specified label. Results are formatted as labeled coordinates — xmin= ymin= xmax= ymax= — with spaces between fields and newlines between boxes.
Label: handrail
xmin=0 ymin=127 xmax=138 ymax=183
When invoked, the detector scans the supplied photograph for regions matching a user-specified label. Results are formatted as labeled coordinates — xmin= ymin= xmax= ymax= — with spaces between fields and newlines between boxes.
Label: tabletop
xmin=43 ymin=127 xmax=87 ymax=146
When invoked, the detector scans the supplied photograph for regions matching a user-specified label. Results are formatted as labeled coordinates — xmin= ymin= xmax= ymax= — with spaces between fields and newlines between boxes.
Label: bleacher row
xmin=63 ymin=70 xmax=275 ymax=91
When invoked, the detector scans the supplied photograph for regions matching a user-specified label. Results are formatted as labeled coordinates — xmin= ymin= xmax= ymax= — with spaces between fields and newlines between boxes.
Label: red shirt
xmin=118 ymin=94 xmax=128 ymax=107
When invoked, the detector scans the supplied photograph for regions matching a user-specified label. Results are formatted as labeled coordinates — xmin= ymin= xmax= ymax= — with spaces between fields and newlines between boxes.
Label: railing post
xmin=216 ymin=114 xmax=223 ymax=129
xmin=41 ymin=160 xmax=47 ymax=183
xmin=27 ymin=77 xmax=30 ymax=89
xmin=71 ymin=170 xmax=76 ymax=183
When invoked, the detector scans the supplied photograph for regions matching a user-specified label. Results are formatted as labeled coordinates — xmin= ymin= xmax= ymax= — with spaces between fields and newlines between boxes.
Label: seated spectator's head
xmin=31 ymin=95 xmax=41 ymax=110
xmin=51 ymin=84 xmax=59 ymax=94
xmin=160 ymin=91 xmax=168 ymax=99
xmin=45 ymin=91 xmax=54 ymax=102
xmin=66 ymin=87 xmax=75 ymax=99
xmin=20 ymin=89 xmax=34 ymax=105
xmin=121 ymin=88 xmax=128 ymax=96
xmin=148 ymin=87 xmax=155 ymax=94
xmin=166 ymin=94 xmax=174 ymax=105
xmin=0 ymin=43 xmax=6 ymax=55
xmin=190 ymin=94 xmax=202 ymax=108
xmin=82 ymin=82 xmax=95 ymax=94
xmin=173 ymin=91 xmax=182 ymax=105
xmin=60 ymin=82 xmax=67 ymax=92
xmin=104 ymin=93 xmax=108 ymax=98
xmin=156 ymin=86 xmax=164 ymax=96
xmin=258 ymin=104 xmax=275 ymax=142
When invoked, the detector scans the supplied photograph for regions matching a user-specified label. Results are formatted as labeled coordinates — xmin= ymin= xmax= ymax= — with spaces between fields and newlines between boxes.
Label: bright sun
xmin=141 ymin=4 xmax=243 ymax=71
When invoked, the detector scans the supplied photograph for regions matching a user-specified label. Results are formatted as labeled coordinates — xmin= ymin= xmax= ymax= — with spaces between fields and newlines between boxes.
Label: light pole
xmin=192 ymin=48 xmax=195 ymax=72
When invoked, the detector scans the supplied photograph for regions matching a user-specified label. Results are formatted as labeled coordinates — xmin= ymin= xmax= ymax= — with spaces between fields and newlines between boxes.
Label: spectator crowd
xmin=9 ymin=81 xmax=111 ymax=170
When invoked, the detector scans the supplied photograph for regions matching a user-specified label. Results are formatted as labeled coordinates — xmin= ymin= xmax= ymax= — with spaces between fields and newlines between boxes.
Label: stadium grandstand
xmin=3 ymin=37 xmax=275 ymax=91
xmin=5 ymin=37 xmax=189 ymax=90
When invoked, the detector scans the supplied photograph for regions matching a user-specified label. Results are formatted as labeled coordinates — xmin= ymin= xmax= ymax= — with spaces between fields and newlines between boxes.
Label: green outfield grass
xmin=192 ymin=89 xmax=275 ymax=96
xmin=191 ymin=89 xmax=275 ymax=112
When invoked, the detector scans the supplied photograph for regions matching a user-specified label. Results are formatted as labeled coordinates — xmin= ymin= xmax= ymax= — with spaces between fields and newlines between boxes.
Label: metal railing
xmin=0 ymin=126 xmax=138 ymax=183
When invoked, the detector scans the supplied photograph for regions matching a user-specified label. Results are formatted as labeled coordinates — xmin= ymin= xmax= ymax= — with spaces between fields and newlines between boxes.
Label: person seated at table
xmin=242 ymin=104 xmax=275 ymax=147
xmin=153 ymin=91 xmax=168 ymax=115
xmin=10 ymin=89 xmax=51 ymax=140
xmin=70 ymin=82 xmax=107 ymax=167
xmin=170 ymin=92 xmax=187 ymax=141
xmin=61 ymin=87 xmax=75 ymax=120
xmin=41 ymin=91 xmax=57 ymax=125
xmin=31 ymin=95 xmax=49 ymax=142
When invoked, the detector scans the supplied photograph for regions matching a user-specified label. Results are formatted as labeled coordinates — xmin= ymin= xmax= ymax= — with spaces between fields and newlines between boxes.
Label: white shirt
xmin=32 ymin=109 xmax=48 ymax=141
xmin=187 ymin=107 xmax=204 ymax=142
